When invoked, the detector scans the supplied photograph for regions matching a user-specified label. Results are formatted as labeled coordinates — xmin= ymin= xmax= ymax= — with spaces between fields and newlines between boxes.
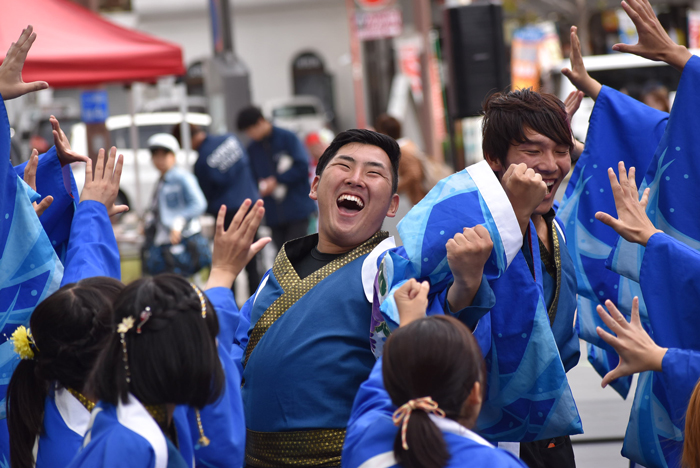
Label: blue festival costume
xmin=560 ymin=56 xmax=700 ymax=468
xmin=0 ymin=98 xmax=71 ymax=462
xmin=557 ymin=83 xmax=670 ymax=398
xmin=342 ymin=359 xmax=528 ymax=468
xmin=234 ymin=231 xmax=397 ymax=467
xmin=376 ymin=161 xmax=582 ymax=443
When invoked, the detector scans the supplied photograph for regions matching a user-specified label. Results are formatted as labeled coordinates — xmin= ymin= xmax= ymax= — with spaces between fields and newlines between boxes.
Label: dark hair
xmin=683 ymin=379 xmax=700 ymax=467
xmin=172 ymin=123 xmax=204 ymax=146
xmin=315 ymin=129 xmax=401 ymax=194
xmin=88 ymin=274 xmax=224 ymax=409
xmin=7 ymin=277 xmax=124 ymax=468
xmin=375 ymin=114 xmax=402 ymax=140
xmin=481 ymin=88 xmax=573 ymax=166
xmin=382 ymin=315 xmax=485 ymax=468
xmin=236 ymin=106 xmax=264 ymax=131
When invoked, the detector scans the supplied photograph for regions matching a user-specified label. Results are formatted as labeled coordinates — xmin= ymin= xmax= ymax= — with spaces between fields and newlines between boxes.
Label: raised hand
xmin=81 ymin=147 xmax=128 ymax=217
xmin=612 ymin=0 xmax=692 ymax=72
xmin=501 ymin=163 xmax=548 ymax=234
xmin=446 ymin=225 xmax=493 ymax=312
xmin=51 ymin=116 xmax=90 ymax=167
xmin=561 ymin=26 xmax=602 ymax=100
xmin=205 ymin=199 xmax=271 ymax=290
xmin=596 ymin=297 xmax=667 ymax=387
xmin=595 ymin=161 xmax=660 ymax=246
xmin=24 ymin=149 xmax=53 ymax=216
xmin=395 ymin=279 xmax=430 ymax=328
xmin=0 ymin=26 xmax=49 ymax=100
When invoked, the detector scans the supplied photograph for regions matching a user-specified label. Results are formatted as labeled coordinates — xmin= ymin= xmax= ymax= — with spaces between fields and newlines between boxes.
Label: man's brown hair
xmin=481 ymin=88 xmax=573 ymax=165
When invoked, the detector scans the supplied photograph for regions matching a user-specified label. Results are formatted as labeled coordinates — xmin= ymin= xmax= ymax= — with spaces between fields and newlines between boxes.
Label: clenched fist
xmin=446 ymin=225 xmax=493 ymax=312
xmin=501 ymin=163 xmax=548 ymax=234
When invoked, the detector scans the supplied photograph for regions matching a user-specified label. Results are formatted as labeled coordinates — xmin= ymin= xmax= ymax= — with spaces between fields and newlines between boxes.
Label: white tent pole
xmin=128 ymin=84 xmax=142 ymax=216
xmin=179 ymin=82 xmax=192 ymax=162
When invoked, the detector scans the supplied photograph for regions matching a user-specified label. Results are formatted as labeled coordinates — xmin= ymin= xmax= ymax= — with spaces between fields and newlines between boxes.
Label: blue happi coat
xmin=376 ymin=161 xmax=582 ymax=442
xmin=559 ymin=55 xmax=700 ymax=467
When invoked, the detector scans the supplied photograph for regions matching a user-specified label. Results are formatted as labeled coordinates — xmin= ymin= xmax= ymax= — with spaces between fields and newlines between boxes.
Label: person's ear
xmin=385 ymin=193 xmax=400 ymax=218
xmin=467 ymin=381 xmax=482 ymax=408
xmin=309 ymin=175 xmax=321 ymax=201
xmin=484 ymin=154 xmax=503 ymax=172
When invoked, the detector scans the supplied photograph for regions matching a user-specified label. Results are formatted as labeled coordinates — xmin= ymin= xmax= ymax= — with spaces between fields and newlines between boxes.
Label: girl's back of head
xmin=382 ymin=315 xmax=485 ymax=468
xmin=7 ymin=276 xmax=124 ymax=468
xmin=683 ymin=378 xmax=700 ymax=467
xmin=88 ymin=274 xmax=224 ymax=409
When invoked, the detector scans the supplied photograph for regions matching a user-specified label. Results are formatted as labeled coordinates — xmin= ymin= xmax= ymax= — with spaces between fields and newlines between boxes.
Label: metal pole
xmin=413 ymin=0 xmax=436 ymax=157
xmin=345 ymin=0 xmax=367 ymax=129
xmin=128 ymin=85 xmax=142 ymax=216
xmin=178 ymin=83 xmax=192 ymax=164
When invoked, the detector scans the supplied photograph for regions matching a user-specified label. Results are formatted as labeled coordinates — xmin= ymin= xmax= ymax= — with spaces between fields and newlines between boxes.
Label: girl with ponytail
xmin=7 ymin=277 xmax=124 ymax=468
xmin=342 ymin=279 xmax=527 ymax=468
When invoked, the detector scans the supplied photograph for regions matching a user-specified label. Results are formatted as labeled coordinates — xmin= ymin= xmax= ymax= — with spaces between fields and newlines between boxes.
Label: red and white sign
xmin=356 ymin=8 xmax=402 ymax=41
xmin=397 ymin=37 xmax=423 ymax=103
xmin=690 ymin=11 xmax=700 ymax=49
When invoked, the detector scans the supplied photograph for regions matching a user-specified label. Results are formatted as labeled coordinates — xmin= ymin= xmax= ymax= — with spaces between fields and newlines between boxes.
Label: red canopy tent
xmin=0 ymin=0 xmax=185 ymax=87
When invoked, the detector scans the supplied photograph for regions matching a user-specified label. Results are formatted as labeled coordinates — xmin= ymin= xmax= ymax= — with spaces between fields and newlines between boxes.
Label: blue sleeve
xmin=640 ymin=232 xmax=700 ymax=350
xmin=61 ymin=200 xmax=120 ymax=286
xmin=658 ymin=348 xmax=700 ymax=424
xmin=15 ymin=147 xmax=79 ymax=262
xmin=437 ymin=276 xmax=495 ymax=330
xmin=276 ymin=133 xmax=311 ymax=186
xmin=346 ymin=359 xmax=394 ymax=429
xmin=184 ymin=287 xmax=244 ymax=467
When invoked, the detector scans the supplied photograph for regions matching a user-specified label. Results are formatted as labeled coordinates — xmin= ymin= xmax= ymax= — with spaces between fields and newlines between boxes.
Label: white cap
xmin=147 ymin=133 xmax=180 ymax=154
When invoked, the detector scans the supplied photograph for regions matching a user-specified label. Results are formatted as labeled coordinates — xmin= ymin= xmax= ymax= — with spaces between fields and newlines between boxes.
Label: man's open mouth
xmin=337 ymin=194 xmax=365 ymax=212
xmin=544 ymin=179 xmax=557 ymax=194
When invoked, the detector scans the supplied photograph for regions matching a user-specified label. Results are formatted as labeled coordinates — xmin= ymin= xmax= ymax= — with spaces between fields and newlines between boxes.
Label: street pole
xmin=413 ymin=0 xmax=437 ymax=159
xmin=345 ymin=0 xmax=368 ymax=129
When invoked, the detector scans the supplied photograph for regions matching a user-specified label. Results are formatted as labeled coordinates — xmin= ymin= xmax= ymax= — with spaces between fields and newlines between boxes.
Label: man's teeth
xmin=545 ymin=180 xmax=555 ymax=187
xmin=338 ymin=194 xmax=364 ymax=208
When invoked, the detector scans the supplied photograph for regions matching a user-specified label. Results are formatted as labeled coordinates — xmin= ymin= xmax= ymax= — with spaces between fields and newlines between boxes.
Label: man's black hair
xmin=237 ymin=106 xmax=265 ymax=131
xmin=315 ymin=129 xmax=401 ymax=194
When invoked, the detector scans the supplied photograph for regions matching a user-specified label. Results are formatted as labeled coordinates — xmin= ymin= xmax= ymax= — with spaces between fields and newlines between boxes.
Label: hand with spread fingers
xmin=595 ymin=161 xmax=661 ymax=246
xmin=205 ymin=199 xmax=272 ymax=290
xmin=595 ymin=297 xmax=667 ymax=387
xmin=0 ymin=26 xmax=49 ymax=100
xmin=612 ymin=0 xmax=692 ymax=72
xmin=24 ymin=148 xmax=53 ymax=216
xmin=446 ymin=225 xmax=493 ymax=312
xmin=51 ymin=115 xmax=90 ymax=167
xmin=561 ymin=26 xmax=602 ymax=100
xmin=395 ymin=279 xmax=430 ymax=328
xmin=501 ymin=163 xmax=548 ymax=234
xmin=80 ymin=147 xmax=129 ymax=218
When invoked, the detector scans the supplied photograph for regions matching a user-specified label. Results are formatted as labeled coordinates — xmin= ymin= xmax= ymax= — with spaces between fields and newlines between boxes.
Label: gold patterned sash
xmin=539 ymin=221 xmax=562 ymax=326
xmin=245 ymin=428 xmax=345 ymax=467
xmin=243 ymin=231 xmax=389 ymax=368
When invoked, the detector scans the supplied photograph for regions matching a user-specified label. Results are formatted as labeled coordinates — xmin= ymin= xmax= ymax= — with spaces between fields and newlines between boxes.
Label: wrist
xmin=640 ymin=228 xmax=663 ymax=247
xmin=650 ymin=346 xmax=668 ymax=372
xmin=206 ymin=267 xmax=237 ymax=290
xmin=663 ymin=45 xmax=692 ymax=72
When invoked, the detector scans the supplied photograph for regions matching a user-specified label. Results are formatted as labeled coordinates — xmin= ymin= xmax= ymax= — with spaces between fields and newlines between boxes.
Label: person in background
xmin=173 ymin=124 xmax=262 ymax=295
xmin=639 ymin=80 xmax=671 ymax=113
xmin=142 ymin=134 xmax=208 ymax=277
xmin=236 ymin=106 xmax=317 ymax=250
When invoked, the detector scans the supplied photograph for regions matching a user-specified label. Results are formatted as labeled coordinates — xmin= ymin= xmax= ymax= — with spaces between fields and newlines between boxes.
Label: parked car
xmin=70 ymin=111 xmax=212 ymax=216
xmin=262 ymin=95 xmax=330 ymax=138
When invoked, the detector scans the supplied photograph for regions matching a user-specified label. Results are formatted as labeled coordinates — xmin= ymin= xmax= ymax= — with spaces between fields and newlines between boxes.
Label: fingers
xmin=34 ymin=195 xmax=53 ymax=217
xmin=640 ymin=187 xmax=650 ymax=208
xmin=472 ymin=224 xmax=492 ymax=242
xmin=113 ymin=152 xmax=124 ymax=183
xmin=607 ymin=167 xmax=623 ymax=199
xmin=249 ymin=237 xmax=272 ymax=258
xmin=94 ymin=148 xmax=105 ymax=181
xmin=109 ymin=205 xmax=129 ymax=216
xmin=85 ymin=152 xmax=93 ymax=183
xmin=417 ymin=280 xmax=430 ymax=302
xmin=596 ymin=324 xmax=619 ymax=349
xmin=228 ymin=199 xmax=252 ymax=233
xmin=105 ymin=147 xmax=116 ymax=179
xmin=630 ymin=296 xmax=642 ymax=327
xmin=594 ymin=210 xmax=619 ymax=229
xmin=22 ymin=81 xmax=49 ymax=94
xmin=617 ymin=161 xmax=628 ymax=188
xmin=215 ymin=205 xmax=227 ymax=236
xmin=24 ymin=149 xmax=39 ymax=190
xmin=601 ymin=365 xmax=623 ymax=388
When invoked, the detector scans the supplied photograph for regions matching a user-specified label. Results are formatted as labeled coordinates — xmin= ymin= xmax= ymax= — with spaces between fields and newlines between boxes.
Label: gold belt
xmin=245 ymin=428 xmax=346 ymax=467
